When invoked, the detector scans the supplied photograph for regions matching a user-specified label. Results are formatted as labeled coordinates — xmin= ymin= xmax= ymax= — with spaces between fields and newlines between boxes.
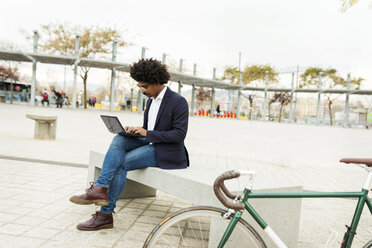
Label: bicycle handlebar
xmin=213 ymin=170 xmax=245 ymax=211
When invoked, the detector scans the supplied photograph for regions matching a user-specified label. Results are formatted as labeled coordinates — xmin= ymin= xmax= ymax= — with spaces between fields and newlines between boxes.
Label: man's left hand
xmin=129 ymin=126 xmax=147 ymax=137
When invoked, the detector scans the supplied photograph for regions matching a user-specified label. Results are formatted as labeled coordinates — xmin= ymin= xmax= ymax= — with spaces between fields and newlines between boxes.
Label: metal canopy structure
xmin=1 ymin=47 xmax=371 ymax=126
xmin=2 ymin=49 xmax=371 ymax=94
xmin=0 ymin=50 xmax=240 ymax=90
xmin=0 ymin=50 xmax=33 ymax=62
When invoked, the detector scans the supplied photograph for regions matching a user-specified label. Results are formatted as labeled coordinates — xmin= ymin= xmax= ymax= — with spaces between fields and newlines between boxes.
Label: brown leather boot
xmin=69 ymin=183 xmax=109 ymax=206
xmin=77 ymin=211 xmax=113 ymax=231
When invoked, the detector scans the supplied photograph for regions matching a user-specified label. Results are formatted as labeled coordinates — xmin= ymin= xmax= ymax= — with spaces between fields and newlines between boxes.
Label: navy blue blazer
xmin=143 ymin=87 xmax=190 ymax=169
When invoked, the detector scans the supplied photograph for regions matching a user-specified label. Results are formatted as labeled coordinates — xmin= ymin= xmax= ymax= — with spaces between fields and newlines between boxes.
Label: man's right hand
xmin=124 ymin=126 xmax=133 ymax=133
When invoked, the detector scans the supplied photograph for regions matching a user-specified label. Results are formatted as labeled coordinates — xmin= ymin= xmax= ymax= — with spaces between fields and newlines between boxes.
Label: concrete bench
xmin=88 ymin=151 xmax=303 ymax=248
xmin=0 ymin=95 xmax=5 ymax=103
xmin=26 ymin=114 xmax=57 ymax=140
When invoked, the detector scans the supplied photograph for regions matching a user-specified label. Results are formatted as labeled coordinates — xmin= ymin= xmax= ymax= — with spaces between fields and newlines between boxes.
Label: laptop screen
xmin=100 ymin=115 xmax=125 ymax=134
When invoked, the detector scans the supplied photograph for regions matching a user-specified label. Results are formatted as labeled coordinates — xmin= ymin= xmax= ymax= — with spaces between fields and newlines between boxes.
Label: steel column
xmin=178 ymin=59 xmax=183 ymax=94
xmin=289 ymin=72 xmax=295 ymax=122
xmin=162 ymin=53 xmax=167 ymax=64
xmin=316 ymin=72 xmax=323 ymax=125
xmin=138 ymin=47 xmax=146 ymax=112
xmin=262 ymin=71 xmax=268 ymax=121
xmin=109 ymin=41 xmax=118 ymax=112
xmin=190 ymin=64 xmax=197 ymax=117
xmin=72 ymin=35 xmax=79 ymax=109
xmin=191 ymin=84 xmax=196 ymax=116
xmin=236 ymin=89 xmax=241 ymax=120
xmin=293 ymin=65 xmax=299 ymax=122
xmin=210 ymin=87 xmax=215 ymax=118
xmin=344 ymin=73 xmax=351 ymax=127
xmin=30 ymin=31 xmax=38 ymax=107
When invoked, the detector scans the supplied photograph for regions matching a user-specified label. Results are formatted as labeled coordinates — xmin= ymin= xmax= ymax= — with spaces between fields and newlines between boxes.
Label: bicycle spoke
xmin=160 ymin=236 xmax=176 ymax=248
xmin=176 ymin=222 xmax=188 ymax=247
xmin=145 ymin=207 xmax=265 ymax=248
xmin=187 ymin=219 xmax=203 ymax=248
xmin=198 ymin=218 xmax=206 ymax=248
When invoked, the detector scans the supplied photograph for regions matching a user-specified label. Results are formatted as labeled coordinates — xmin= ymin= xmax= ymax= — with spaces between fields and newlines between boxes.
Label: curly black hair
xmin=129 ymin=58 xmax=170 ymax=85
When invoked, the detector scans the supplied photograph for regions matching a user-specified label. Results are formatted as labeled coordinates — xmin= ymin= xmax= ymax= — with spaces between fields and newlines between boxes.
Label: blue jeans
xmin=95 ymin=135 xmax=158 ymax=213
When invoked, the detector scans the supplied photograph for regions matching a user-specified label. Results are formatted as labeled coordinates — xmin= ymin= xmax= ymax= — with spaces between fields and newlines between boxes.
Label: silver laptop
xmin=100 ymin=115 xmax=141 ymax=138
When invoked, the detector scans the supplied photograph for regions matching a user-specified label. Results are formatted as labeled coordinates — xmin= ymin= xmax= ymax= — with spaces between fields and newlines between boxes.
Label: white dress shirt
xmin=147 ymin=86 xmax=167 ymax=131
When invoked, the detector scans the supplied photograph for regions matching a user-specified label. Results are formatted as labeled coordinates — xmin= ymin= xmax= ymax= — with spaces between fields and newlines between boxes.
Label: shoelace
xmin=91 ymin=211 xmax=115 ymax=219
xmin=85 ymin=182 xmax=94 ymax=192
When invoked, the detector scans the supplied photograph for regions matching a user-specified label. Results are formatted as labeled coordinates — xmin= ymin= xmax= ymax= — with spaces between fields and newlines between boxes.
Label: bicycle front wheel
xmin=363 ymin=239 xmax=372 ymax=248
xmin=143 ymin=206 xmax=266 ymax=248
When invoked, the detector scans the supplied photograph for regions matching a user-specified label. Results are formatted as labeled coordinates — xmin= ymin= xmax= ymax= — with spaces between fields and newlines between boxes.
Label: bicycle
xmin=143 ymin=158 xmax=372 ymax=248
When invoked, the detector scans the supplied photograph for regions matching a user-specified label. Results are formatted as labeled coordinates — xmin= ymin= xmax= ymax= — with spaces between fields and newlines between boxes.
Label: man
xmin=70 ymin=58 xmax=189 ymax=230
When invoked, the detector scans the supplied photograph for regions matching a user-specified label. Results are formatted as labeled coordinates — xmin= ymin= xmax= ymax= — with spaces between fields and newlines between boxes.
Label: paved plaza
xmin=0 ymin=102 xmax=371 ymax=247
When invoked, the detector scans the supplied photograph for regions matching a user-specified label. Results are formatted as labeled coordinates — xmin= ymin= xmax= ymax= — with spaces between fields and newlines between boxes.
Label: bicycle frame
xmin=218 ymin=183 xmax=372 ymax=248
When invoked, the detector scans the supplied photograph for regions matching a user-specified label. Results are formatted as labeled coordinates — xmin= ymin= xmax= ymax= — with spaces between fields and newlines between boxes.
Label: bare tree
xmin=0 ymin=66 xmax=20 ymax=104
xmin=37 ymin=22 xmax=128 ymax=108
xmin=270 ymin=92 xmax=290 ymax=122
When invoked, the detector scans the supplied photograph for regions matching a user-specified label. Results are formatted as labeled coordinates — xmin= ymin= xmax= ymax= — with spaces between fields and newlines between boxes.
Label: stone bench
xmin=26 ymin=114 xmax=57 ymax=140
xmin=0 ymin=95 xmax=5 ymax=103
xmin=88 ymin=151 xmax=303 ymax=248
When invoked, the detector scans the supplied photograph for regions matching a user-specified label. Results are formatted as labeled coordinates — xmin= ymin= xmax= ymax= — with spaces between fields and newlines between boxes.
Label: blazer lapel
xmin=154 ymin=87 xmax=171 ymax=130
xmin=143 ymin=98 xmax=152 ymax=129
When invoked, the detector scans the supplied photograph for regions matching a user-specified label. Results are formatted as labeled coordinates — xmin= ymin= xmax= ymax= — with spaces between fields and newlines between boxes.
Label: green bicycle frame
xmin=218 ymin=188 xmax=372 ymax=248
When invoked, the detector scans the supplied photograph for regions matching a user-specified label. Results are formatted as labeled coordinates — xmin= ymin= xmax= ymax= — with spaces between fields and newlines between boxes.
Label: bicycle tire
xmin=143 ymin=206 xmax=266 ymax=248
xmin=363 ymin=239 xmax=372 ymax=248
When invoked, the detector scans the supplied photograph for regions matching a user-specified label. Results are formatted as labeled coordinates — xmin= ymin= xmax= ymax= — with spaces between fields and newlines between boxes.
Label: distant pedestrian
xmin=126 ymin=99 xmax=131 ymax=111
xmin=41 ymin=90 xmax=49 ymax=107
xmin=54 ymin=90 xmax=63 ymax=108
xmin=216 ymin=104 xmax=221 ymax=116
xmin=93 ymin=97 xmax=96 ymax=108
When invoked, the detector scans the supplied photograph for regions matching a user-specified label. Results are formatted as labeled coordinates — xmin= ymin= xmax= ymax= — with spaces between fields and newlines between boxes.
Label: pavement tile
xmin=1 ymin=236 xmax=45 ymax=248
xmin=23 ymin=227 xmax=61 ymax=239
xmin=125 ymin=202 xmax=148 ymax=210
xmin=12 ymin=216 xmax=47 ymax=226
xmin=17 ymin=201 xmax=48 ymax=209
xmin=0 ymin=223 xmax=32 ymax=235
xmin=151 ymin=200 xmax=175 ymax=207
xmin=0 ymin=212 xmax=22 ymax=224
xmin=80 ymin=229 xmax=125 ymax=247
xmin=120 ymin=229 xmax=149 ymax=242
xmin=51 ymin=230 xmax=94 ymax=243
xmin=42 ymin=217 xmax=76 ymax=230
xmin=112 ymin=219 xmax=134 ymax=230
xmin=136 ymin=215 xmax=164 ymax=225
xmin=142 ymin=210 xmax=168 ymax=218
xmin=27 ymin=209 xmax=59 ymax=219
xmin=147 ymin=205 xmax=170 ymax=212
xmin=131 ymin=222 xmax=157 ymax=233
xmin=0 ymin=234 xmax=15 ymax=246
xmin=113 ymin=239 xmax=144 ymax=248
xmin=131 ymin=198 xmax=155 ymax=204
xmin=120 ymin=207 xmax=144 ymax=216
xmin=2 ymin=206 xmax=33 ymax=215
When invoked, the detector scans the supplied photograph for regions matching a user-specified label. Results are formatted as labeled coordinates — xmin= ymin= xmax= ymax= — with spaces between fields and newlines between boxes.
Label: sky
xmin=1 ymin=0 xmax=372 ymax=90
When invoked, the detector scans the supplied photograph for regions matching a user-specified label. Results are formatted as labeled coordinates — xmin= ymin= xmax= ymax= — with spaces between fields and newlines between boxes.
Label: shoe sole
xmin=76 ymin=223 xmax=113 ymax=231
xmin=69 ymin=198 xmax=109 ymax=206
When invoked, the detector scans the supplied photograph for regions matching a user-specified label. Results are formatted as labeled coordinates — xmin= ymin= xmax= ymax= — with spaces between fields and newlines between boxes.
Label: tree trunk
xmin=83 ymin=73 xmax=88 ymax=109
xmin=249 ymin=98 xmax=253 ymax=120
xmin=130 ymin=88 xmax=133 ymax=112
xmin=328 ymin=100 xmax=333 ymax=126
xmin=268 ymin=103 xmax=271 ymax=119
xmin=10 ymin=81 xmax=13 ymax=104
xmin=279 ymin=104 xmax=283 ymax=122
